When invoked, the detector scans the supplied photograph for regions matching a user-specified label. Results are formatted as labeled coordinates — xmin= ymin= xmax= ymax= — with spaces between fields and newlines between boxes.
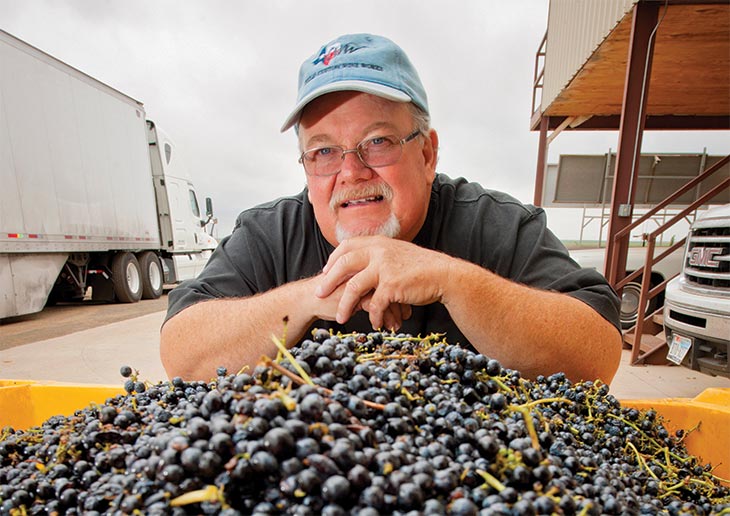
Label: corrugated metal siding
xmin=542 ymin=0 xmax=637 ymax=111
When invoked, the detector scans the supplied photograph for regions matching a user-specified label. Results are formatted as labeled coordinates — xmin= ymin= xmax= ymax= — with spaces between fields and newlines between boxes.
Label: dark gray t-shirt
xmin=166 ymin=174 xmax=620 ymax=348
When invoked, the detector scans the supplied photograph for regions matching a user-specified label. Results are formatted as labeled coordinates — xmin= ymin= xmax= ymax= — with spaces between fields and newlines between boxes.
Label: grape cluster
xmin=1 ymin=330 xmax=728 ymax=515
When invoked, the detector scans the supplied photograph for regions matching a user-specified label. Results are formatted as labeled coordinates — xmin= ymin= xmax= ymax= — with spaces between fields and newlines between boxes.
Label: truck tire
xmin=111 ymin=252 xmax=143 ymax=303
xmin=138 ymin=251 xmax=164 ymax=299
xmin=620 ymin=280 xmax=657 ymax=329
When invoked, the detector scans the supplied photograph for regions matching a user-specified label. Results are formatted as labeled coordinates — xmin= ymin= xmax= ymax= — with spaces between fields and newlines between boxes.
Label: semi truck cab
xmin=147 ymin=121 xmax=216 ymax=283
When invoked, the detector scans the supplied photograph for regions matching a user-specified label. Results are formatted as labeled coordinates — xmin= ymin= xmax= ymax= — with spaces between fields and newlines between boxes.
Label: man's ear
xmin=423 ymin=129 xmax=439 ymax=176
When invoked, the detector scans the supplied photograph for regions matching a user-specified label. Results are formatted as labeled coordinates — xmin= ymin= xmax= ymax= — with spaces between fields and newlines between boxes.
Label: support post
xmin=534 ymin=116 xmax=549 ymax=207
xmin=605 ymin=2 xmax=660 ymax=284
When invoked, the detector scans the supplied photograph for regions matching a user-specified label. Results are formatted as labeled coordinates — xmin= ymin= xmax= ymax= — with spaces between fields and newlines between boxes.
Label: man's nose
xmin=339 ymin=149 xmax=373 ymax=180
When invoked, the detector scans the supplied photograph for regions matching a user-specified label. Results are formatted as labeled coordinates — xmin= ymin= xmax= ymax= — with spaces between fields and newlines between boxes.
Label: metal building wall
xmin=542 ymin=0 xmax=637 ymax=112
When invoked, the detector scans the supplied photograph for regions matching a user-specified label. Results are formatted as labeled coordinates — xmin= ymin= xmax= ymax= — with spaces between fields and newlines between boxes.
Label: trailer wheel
xmin=138 ymin=251 xmax=163 ymax=299
xmin=111 ymin=252 xmax=143 ymax=303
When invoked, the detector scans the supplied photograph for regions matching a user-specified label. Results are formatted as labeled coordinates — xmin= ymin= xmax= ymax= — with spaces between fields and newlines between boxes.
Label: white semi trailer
xmin=0 ymin=29 xmax=217 ymax=319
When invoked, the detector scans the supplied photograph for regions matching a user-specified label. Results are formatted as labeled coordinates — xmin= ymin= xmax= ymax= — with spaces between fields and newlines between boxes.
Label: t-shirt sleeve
xmin=164 ymin=214 xmax=276 ymax=324
xmin=508 ymin=208 xmax=622 ymax=332
xmin=164 ymin=192 xmax=326 ymax=327
xmin=165 ymin=200 xmax=287 ymax=322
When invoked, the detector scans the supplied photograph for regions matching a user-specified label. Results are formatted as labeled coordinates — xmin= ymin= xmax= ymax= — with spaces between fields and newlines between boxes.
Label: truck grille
xmin=684 ymin=227 xmax=730 ymax=288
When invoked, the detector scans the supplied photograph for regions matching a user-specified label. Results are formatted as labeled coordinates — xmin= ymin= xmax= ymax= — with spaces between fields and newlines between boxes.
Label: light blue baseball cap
xmin=281 ymin=33 xmax=429 ymax=132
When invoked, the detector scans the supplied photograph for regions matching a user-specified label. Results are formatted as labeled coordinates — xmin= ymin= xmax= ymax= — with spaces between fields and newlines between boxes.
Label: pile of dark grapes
xmin=1 ymin=330 xmax=728 ymax=515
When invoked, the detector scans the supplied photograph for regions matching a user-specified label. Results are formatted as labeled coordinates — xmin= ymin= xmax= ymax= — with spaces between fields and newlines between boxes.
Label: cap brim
xmin=280 ymin=80 xmax=412 ymax=132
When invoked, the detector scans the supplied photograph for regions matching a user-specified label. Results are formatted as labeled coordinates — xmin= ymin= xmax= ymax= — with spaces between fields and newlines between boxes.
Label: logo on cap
xmin=313 ymin=41 xmax=365 ymax=66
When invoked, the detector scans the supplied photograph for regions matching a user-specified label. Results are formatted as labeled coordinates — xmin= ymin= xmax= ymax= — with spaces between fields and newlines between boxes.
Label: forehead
xmin=298 ymin=92 xmax=411 ymax=146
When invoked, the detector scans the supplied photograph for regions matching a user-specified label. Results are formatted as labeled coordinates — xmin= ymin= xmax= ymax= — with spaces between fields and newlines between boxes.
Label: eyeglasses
xmin=299 ymin=129 xmax=422 ymax=177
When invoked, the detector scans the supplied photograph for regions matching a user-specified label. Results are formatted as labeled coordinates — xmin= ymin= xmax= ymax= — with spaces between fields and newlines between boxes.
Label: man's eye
xmin=315 ymin=147 xmax=335 ymax=158
xmin=365 ymin=136 xmax=397 ymax=149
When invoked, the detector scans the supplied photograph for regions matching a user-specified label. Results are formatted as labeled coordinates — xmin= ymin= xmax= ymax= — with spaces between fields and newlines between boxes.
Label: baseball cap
xmin=280 ymin=33 xmax=429 ymax=132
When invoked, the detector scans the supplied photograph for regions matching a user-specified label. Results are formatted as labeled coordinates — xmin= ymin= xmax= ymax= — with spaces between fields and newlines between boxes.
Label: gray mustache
xmin=329 ymin=183 xmax=394 ymax=211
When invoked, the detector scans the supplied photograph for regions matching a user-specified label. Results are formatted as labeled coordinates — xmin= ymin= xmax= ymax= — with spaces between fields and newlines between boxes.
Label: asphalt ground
xmin=1 ymin=294 xmax=169 ymax=351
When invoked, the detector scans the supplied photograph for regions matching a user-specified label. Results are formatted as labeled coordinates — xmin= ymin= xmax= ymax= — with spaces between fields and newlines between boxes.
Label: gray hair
xmin=407 ymin=103 xmax=431 ymax=134
xmin=295 ymin=100 xmax=432 ymax=143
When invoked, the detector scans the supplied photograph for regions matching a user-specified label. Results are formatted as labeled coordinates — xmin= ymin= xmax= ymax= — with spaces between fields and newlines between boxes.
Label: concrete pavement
xmin=0 ymin=311 xmax=167 ymax=385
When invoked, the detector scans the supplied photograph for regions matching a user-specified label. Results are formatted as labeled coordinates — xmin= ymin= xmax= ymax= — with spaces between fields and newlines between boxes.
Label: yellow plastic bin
xmin=623 ymin=388 xmax=730 ymax=482
xmin=1 ymin=381 xmax=727 ymax=482
xmin=0 ymin=380 xmax=123 ymax=431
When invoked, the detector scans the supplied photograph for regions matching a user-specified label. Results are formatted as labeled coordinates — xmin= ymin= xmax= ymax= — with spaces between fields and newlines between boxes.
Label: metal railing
xmin=531 ymin=31 xmax=547 ymax=121
xmin=610 ymin=154 xmax=730 ymax=364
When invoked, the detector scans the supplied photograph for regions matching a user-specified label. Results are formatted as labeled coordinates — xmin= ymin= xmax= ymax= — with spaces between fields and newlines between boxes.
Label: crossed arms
xmin=160 ymin=236 xmax=622 ymax=384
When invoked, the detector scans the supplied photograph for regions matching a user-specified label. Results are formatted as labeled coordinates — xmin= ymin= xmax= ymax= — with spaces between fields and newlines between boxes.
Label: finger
xmin=315 ymin=270 xmax=354 ymax=299
xmin=365 ymin=289 xmax=401 ymax=332
xmin=321 ymin=237 xmax=365 ymax=273
xmin=316 ymin=250 xmax=365 ymax=298
xmin=321 ymin=240 xmax=349 ymax=274
xmin=384 ymin=304 xmax=404 ymax=332
xmin=390 ymin=302 xmax=404 ymax=327
xmin=359 ymin=292 xmax=373 ymax=312
xmin=369 ymin=302 xmax=402 ymax=332
xmin=401 ymin=303 xmax=413 ymax=321
xmin=378 ymin=307 xmax=395 ymax=333
xmin=360 ymin=299 xmax=402 ymax=331
xmin=336 ymin=268 xmax=378 ymax=324
xmin=377 ymin=303 xmax=396 ymax=332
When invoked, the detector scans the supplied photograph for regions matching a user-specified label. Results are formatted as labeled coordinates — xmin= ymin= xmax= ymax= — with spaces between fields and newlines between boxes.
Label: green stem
xmin=518 ymin=397 xmax=573 ymax=409
xmin=508 ymin=405 xmax=540 ymax=450
xmin=626 ymin=441 xmax=659 ymax=481
xmin=269 ymin=335 xmax=314 ymax=386
xmin=476 ymin=469 xmax=506 ymax=492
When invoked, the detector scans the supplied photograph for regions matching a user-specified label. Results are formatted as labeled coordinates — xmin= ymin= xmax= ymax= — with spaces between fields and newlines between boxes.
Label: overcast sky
xmin=2 ymin=1 xmax=727 ymax=241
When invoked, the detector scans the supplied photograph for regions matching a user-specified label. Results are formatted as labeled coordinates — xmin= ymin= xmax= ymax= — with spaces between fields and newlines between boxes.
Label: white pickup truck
xmin=663 ymin=204 xmax=730 ymax=378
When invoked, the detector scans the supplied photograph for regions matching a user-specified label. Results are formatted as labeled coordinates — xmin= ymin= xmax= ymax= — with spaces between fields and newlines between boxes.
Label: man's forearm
xmin=160 ymin=279 xmax=317 ymax=380
xmin=442 ymin=259 xmax=622 ymax=384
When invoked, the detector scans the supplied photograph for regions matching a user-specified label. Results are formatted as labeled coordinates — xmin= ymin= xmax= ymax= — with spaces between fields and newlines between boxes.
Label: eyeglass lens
xmin=303 ymin=135 xmax=402 ymax=176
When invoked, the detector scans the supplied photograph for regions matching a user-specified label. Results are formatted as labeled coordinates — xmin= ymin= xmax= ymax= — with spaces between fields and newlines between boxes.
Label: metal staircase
xmin=616 ymin=155 xmax=730 ymax=365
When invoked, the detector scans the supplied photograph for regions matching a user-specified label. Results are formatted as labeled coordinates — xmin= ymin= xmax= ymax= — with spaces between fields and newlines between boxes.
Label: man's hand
xmin=315 ymin=236 xmax=451 ymax=329
xmin=307 ymin=273 xmax=410 ymax=331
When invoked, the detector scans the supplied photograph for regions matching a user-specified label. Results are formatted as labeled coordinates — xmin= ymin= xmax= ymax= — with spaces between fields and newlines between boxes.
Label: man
xmin=161 ymin=34 xmax=622 ymax=384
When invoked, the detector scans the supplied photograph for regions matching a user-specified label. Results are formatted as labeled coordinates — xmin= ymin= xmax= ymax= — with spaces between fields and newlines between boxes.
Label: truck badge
xmin=688 ymin=247 xmax=724 ymax=268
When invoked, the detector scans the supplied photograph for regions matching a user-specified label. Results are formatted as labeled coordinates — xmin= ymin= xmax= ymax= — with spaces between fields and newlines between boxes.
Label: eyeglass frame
xmin=298 ymin=129 xmax=423 ymax=177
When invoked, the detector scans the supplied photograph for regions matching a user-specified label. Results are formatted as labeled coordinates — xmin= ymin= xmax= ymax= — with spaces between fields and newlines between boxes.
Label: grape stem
xmin=269 ymin=335 xmax=314 ymax=385
xmin=476 ymin=468 xmax=506 ymax=492
xmin=356 ymin=353 xmax=418 ymax=362
xmin=626 ymin=441 xmax=659 ymax=481
xmin=508 ymin=398 xmax=571 ymax=450
xmin=508 ymin=405 xmax=540 ymax=450
xmin=170 ymin=484 xmax=226 ymax=507
xmin=261 ymin=356 xmax=386 ymax=411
